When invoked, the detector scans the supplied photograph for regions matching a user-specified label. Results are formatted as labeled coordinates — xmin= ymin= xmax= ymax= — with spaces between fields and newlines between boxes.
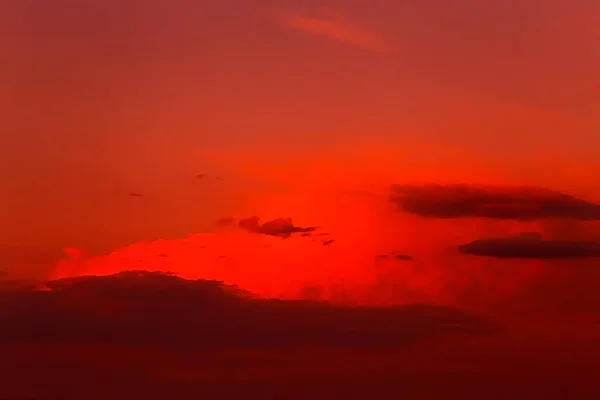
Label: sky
xmin=0 ymin=0 xmax=598 ymax=296
xmin=2 ymin=1 xmax=600 ymax=397
xmin=2 ymin=0 xmax=599 ymax=262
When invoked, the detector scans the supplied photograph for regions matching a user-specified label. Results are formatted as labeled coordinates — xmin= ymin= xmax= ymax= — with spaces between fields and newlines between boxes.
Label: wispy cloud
xmin=280 ymin=8 xmax=391 ymax=53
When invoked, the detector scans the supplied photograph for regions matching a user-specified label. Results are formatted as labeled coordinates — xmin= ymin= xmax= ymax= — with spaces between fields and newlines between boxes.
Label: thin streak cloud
xmin=280 ymin=8 xmax=392 ymax=54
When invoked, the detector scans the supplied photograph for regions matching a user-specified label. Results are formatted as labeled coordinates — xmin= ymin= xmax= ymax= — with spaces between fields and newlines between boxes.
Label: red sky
xmin=3 ymin=3 xmax=600 ymax=397
xmin=1 ymin=0 xmax=600 ymax=307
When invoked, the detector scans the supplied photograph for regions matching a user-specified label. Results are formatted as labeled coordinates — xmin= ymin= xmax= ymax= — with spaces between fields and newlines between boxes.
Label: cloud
xmin=390 ymin=184 xmax=600 ymax=220
xmin=0 ymin=271 xmax=496 ymax=350
xmin=238 ymin=216 xmax=317 ymax=238
xmin=376 ymin=253 xmax=414 ymax=261
xmin=458 ymin=232 xmax=600 ymax=259
xmin=280 ymin=8 xmax=391 ymax=53
xmin=6 ymin=273 xmax=600 ymax=399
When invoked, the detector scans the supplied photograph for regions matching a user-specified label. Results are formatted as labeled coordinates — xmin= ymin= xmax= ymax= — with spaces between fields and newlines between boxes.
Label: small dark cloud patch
xmin=238 ymin=216 xmax=317 ymax=238
xmin=157 ymin=254 xmax=169 ymax=258
xmin=459 ymin=232 xmax=600 ymax=259
xmin=128 ymin=192 xmax=144 ymax=198
xmin=322 ymin=239 xmax=335 ymax=246
xmin=0 ymin=271 xmax=497 ymax=351
xmin=196 ymin=173 xmax=206 ymax=180
xmin=390 ymin=184 xmax=600 ymax=220
xmin=301 ymin=232 xmax=313 ymax=237
xmin=216 ymin=216 xmax=236 ymax=226
xmin=376 ymin=253 xmax=414 ymax=261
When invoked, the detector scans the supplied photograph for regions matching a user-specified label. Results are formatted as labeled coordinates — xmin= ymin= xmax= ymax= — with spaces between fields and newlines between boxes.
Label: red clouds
xmin=238 ymin=216 xmax=318 ymax=238
xmin=390 ymin=184 xmax=600 ymax=220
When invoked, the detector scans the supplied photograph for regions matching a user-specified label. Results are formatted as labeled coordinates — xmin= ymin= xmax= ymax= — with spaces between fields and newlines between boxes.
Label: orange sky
xmin=1 ymin=0 xmax=600 ymax=304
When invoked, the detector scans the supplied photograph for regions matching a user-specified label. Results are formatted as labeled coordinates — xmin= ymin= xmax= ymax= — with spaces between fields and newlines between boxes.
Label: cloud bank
xmin=459 ymin=232 xmax=600 ymax=259
xmin=0 ymin=271 xmax=496 ymax=350
xmin=390 ymin=184 xmax=600 ymax=220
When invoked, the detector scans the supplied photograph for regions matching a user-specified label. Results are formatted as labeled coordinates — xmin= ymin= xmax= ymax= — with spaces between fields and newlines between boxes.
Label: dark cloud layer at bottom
xmin=1 ymin=272 xmax=599 ymax=399
xmin=0 ymin=271 xmax=496 ymax=350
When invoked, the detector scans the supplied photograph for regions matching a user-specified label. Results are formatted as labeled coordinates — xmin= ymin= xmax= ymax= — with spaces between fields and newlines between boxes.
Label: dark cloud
xmin=196 ymin=173 xmax=206 ymax=180
xmin=0 ymin=271 xmax=496 ymax=351
xmin=128 ymin=192 xmax=144 ymax=197
xmin=322 ymin=239 xmax=335 ymax=246
xmin=238 ymin=217 xmax=317 ymax=238
xmin=376 ymin=253 xmax=414 ymax=261
xmin=390 ymin=184 xmax=600 ymax=220
xmin=459 ymin=232 xmax=600 ymax=259
xmin=1 ymin=274 xmax=600 ymax=399
xmin=0 ymin=279 xmax=42 ymax=291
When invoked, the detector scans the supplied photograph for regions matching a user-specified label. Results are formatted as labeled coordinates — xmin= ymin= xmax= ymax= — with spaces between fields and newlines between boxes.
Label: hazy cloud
xmin=459 ymin=232 xmax=600 ymax=259
xmin=280 ymin=8 xmax=391 ymax=53
xmin=238 ymin=216 xmax=317 ymax=238
xmin=391 ymin=184 xmax=600 ymax=220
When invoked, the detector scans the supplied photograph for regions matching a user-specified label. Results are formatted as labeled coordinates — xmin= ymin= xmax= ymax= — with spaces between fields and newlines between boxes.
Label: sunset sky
xmin=2 ymin=0 xmax=600 ymax=294
xmin=3 ymin=1 xmax=600 ymax=398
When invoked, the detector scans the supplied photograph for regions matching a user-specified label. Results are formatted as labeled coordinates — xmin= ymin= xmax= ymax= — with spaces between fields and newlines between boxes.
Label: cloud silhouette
xmin=0 ymin=271 xmax=497 ymax=351
xmin=280 ymin=8 xmax=391 ymax=53
xmin=238 ymin=216 xmax=317 ymax=238
xmin=376 ymin=253 xmax=414 ymax=261
xmin=458 ymin=232 xmax=600 ymax=259
xmin=391 ymin=184 xmax=600 ymax=220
